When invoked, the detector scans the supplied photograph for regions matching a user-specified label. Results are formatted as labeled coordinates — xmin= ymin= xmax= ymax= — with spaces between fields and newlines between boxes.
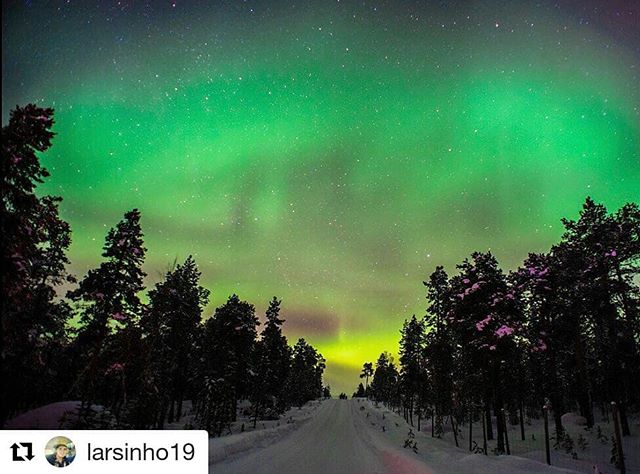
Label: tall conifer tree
xmin=68 ymin=209 xmax=146 ymax=403
xmin=1 ymin=105 xmax=72 ymax=423
xmin=144 ymin=256 xmax=209 ymax=426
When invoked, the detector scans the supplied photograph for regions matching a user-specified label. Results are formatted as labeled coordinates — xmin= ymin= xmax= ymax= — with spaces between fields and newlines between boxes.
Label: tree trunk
xmin=253 ymin=400 xmax=260 ymax=429
xmin=547 ymin=340 xmax=565 ymax=435
xmin=451 ymin=414 xmax=459 ymax=447
xmin=232 ymin=397 xmax=238 ymax=422
xmin=409 ymin=397 xmax=414 ymax=427
xmin=552 ymin=404 xmax=563 ymax=436
xmin=495 ymin=402 xmax=505 ymax=453
xmin=619 ymin=401 xmax=630 ymax=436
xmin=482 ymin=410 xmax=487 ymax=455
xmin=176 ymin=397 xmax=184 ymax=423
xmin=469 ymin=408 xmax=473 ymax=451
xmin=519 ymin=401 xmax=525 ymax=441
xmin=167 ymin=399 xmax=175 ymax=424
xmin=502 ymin=409 xmax=510 ymax=455
xmin=157 ymin=399 xmax=168 ymax=429
xmin=601 ymin=401 xmax=609 ymax=422
xmin=78 ymin=322 xmax=109 ymax=406
xmin=431 ymin=409 xmax=435 ymax=437
xmin=485 ymin=402 xmax=494 ymax=440
xmin=574 ymin=334 xmax=594 ymax=427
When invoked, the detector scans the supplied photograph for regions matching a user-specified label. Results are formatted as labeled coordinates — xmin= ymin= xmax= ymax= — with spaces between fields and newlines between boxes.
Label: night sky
xmin=3 ymin=0 xmax=639 ymax=395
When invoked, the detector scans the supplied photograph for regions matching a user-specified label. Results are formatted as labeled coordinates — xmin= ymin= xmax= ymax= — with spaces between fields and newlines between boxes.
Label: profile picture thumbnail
xmin=45 ymin=436 xmax=76 ymax=468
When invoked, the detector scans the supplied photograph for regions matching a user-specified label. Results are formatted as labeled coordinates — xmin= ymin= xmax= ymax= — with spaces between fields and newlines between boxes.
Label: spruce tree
xmin=559 ymin=197 xmax=640 ymax=432
xmin=68 ymin=209 xmax=146 ymax=405
xmin=1 ymin=104 xmax=73 ymax=424
xmin=143 ymin=256 xmax=209 ymax=427
xmin=370 ymin=352 xmax=400 ymax=409
xmin=201 ymin=294 xmax=258 ymax=421
xmin=360 ymin=362 xmax=374 ymax=394
xmin=423 ymin=266 xmax=454 ymax=427
xmin=447 ymin=251 xmax=519 ymax=452
xmin=261 ymin=297 xmax=292 ymax=411
xmin=250 ymin=297 xmax=291 ymax=422
xmin=286 ymin=338 xmax=325 ymax=407
xmin=512 ymin=251 xmax=569 ymax=434
xmin=399 ymin=315 xmax=425 ymax=426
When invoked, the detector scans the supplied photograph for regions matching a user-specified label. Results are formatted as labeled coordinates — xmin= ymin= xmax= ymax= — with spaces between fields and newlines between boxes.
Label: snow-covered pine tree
xmin=195 ymin=376 xmax=235 ymax=437
xmin=142 ymin=256 xmax=209 ymax=427
xmin=200 ymin=294 xmax=258 ymax=421
xmin=512 ymin=251 xmax=568 ymax=436
xmin=1 ymin=104 xmax=73 ymax=424
xmin=68 ymin=209 xmax=146 ymax=406
xmin=262 ymin=297 xmax=292 ymax=412
xmin=370 ymin=352 xmax=399 ymax=409
xmin=423 ymin=266 xmax=454 ymax=431
xmin=286 ymin=338 xmax=325 ymax=407
xmin=560 ymin=197 xmax=639 ymax=434
xmin=447 ymin=251 xmax=518 ymax=453
xmin=399 ymin=315 xmax=425 ymax=426
xmin=249 ymin=297 xmax=292 ymax=424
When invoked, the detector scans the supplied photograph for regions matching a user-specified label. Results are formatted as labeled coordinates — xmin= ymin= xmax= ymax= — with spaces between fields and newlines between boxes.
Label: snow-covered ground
xmin=360 ymin=400 xmax=640 ymax=474
xmin=3 ymin=398 xmax=322 ymax=435
xmin=7 ymin=399 xmax=636 ymax=473
xmin=209 ymin=398 xmax=581 ymax=474
xmin=206 ymin=400 xmax=324 ymax=463
xmin=4 ymin=401 xmax=84 ymax=429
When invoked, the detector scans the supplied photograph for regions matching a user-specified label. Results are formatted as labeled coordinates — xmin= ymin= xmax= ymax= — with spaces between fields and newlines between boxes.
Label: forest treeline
xmin=1 ymin=104 xmax=327 ymax=435
xmin=359 ymin=196 xmax=639 ymax=454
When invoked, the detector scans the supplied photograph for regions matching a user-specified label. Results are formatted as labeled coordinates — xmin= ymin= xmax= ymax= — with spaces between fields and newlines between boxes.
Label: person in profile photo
xmin=45 ymin=437 xmax=76 ymax=468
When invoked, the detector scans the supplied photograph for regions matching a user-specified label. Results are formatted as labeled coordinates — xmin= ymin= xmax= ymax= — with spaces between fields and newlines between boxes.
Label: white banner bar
xmin=0 ymin=430 xmax=209 ymax=473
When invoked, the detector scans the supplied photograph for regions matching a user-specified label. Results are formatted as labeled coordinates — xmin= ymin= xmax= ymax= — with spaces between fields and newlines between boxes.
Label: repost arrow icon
xmin=22 ymin=442 xmax=34 ymax=460
xmin=10 ymin=442 xmax=25 ymax=461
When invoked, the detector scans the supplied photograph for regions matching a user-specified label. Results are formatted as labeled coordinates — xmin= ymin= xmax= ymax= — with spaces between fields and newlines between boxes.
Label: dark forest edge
xmin=355 ymin=191 xmax=639 ymax=459
xmin=1 ymin=104 xmax=327 ymax=436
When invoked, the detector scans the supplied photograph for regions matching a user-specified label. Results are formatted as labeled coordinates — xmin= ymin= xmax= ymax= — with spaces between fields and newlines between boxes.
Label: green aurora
xmin=3 ymin=1 xmax=639 ymax=394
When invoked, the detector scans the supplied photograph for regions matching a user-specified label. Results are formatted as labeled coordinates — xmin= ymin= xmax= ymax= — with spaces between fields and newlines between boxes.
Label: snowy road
xmin=211 ymin=399 xmax=431 ymax=474
xmin=209 ymin=399 xmax=581 ymax=474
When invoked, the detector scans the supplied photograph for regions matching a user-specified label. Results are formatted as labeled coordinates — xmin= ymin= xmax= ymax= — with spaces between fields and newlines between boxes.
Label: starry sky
xmin=3 ymin=0 xmax=639 ymax=395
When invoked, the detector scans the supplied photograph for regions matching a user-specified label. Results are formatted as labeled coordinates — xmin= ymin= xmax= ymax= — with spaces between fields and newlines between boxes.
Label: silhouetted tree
xmin=68 ymin=209 xmax=146 ymax=406
xmin=423 ymin=266 xmax=454 ymax=427
xmin=559 ymin=197 xmax=640 ymax=433
xmin=195 ymin=377 xmax=234 ymax=437
xmin=446 ymin=252 xmax=520 ymax=452
xmin=362 ymin=197 xmax=639 ymax=451
xmin=201 ymin=294 xmax=258 ymax=421
xmin=370 ymin=352 xmax=399 ymax=409
xmin=1 ymin=104 xmax=73 ymax=424
xmin=261 ymin=297 xmax=292 ymax=411
xmin=360 ymin=362 xmax=374 ymax=394
xmin=399 ymin=315 xmax=425 ymax=426
xmin=286 ymin=338 xmax=325 ymax=407
xmin=142 ymin=256 xmax=209 ymax=427
xmin=512 ymin=251 xmax=569 ymax=435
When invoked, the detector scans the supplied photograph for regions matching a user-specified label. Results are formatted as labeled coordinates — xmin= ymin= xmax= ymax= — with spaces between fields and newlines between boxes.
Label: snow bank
xmin=361 ymin=399 xmax=640 ymax=474
xmin=4 ymin=401 xmax=82 ymax=429
xmin=359 ymin=399 xmax=581 ymax=474
xmin=561 ymin=413 xmax=587 ymax=426
xmin=208 ymin=418 xmax=311 ymax=463
xmin=208 ymin=401 xmax=323 ymax=464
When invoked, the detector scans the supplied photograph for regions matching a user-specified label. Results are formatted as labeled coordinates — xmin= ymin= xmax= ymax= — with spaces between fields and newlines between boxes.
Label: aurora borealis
xmin=2 ymin=1 xmax=639 ymax=395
